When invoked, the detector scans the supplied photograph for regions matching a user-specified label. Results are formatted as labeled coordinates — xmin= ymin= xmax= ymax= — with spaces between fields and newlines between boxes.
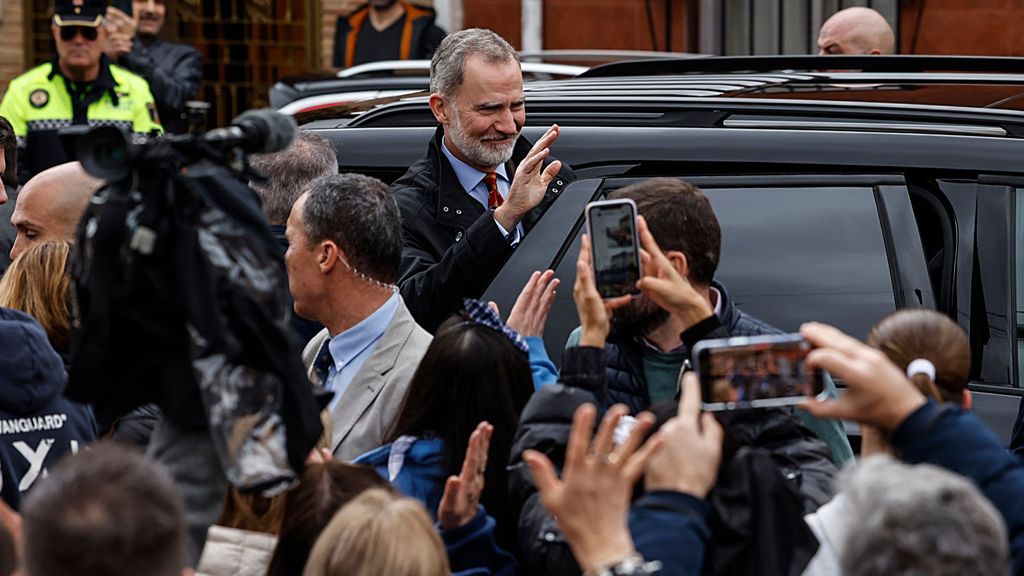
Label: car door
xmin=958 ymin=177 xmax=1023 ymax=445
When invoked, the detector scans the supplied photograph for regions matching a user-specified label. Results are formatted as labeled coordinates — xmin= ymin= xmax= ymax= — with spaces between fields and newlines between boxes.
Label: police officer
xmin=104 ymin=0 xmax=203 ymax=134
xmin=0 ymin=0 xmax=161 ymax=183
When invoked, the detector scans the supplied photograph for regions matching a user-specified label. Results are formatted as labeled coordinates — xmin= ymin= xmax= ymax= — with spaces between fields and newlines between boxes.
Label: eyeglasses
xmin=59 ymin=26 xmax=99 ymax=42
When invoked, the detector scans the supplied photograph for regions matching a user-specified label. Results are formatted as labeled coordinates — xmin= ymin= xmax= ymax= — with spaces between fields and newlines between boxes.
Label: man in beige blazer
xmin=287 ymin=173 xmax=431 ymax=461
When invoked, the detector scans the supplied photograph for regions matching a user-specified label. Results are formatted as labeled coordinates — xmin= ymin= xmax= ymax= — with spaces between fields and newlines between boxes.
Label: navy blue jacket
xmin=630 ymin=491 xmax=711 ymax=576
xmin=891 ymin=401 xmax=1024 ymax=575
xmin=0 ymin=308 xmax=96 ymax=510
xmin=355 ymin=437 xmax=517 ymax=575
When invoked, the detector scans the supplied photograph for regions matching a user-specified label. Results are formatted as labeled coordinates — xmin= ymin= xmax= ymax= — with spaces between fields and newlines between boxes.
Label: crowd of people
xmin=0 ymin=4 xmax=1020 ymax=576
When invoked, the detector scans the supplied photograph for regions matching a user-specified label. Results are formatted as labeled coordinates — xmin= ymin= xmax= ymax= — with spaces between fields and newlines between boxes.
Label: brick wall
xmin=0 ymin=0 xmax=26 ymax=94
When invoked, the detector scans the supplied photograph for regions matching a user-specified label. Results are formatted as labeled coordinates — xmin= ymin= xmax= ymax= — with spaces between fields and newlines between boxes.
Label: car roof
xmin=576 ymin=55 xmax=1024 ymax=111
xmin=297 ymin=56 xmax=1024 ymax=137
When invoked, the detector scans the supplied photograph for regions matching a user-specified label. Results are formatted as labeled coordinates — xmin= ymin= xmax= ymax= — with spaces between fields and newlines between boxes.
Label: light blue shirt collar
xmin=327 ymin=292 xmax=401 ymax=382
xmin=440 ymin=138 xmax=509 ymax=204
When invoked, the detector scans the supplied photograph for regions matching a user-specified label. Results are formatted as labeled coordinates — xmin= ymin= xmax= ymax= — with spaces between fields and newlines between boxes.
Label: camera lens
xmin=94 ymin=144 xmax=127 ymax=168
xmin=75 ymin=126 xmax=134 ymax=181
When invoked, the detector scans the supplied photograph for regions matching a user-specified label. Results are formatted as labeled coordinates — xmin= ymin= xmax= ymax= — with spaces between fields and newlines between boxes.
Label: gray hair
xmin=839 ymin=455 xmax=1008 ymax=576
xmin=301 ymin=173 xmax=402 ymax=284
xmin=250 ymin=131 xmax=339 ymax=226
xmin=430 ymin=28 xmax=519 ymax=97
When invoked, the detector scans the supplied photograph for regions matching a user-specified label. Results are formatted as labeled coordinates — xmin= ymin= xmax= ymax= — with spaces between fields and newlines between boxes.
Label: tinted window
xmin=550 ymin=185 xmax=895 ymax=349
xmin=1017 ymin=189 xmax=1024 ymax=386
xmin=708 ymin=186 xmax=895 ymax=338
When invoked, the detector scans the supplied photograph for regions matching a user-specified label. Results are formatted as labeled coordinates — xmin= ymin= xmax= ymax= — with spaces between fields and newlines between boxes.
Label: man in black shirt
xmin=105 ymin=0 xmax=203 ymax=133
xmin=333 ymin=0 xmax=446 ymax=69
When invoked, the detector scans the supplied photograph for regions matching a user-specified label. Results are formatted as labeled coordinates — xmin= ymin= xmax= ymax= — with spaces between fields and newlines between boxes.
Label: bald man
xmin=817 ymin=7 xmax=895 ymax=55
xmin=10 ymin=162 xmax=104 ymax=260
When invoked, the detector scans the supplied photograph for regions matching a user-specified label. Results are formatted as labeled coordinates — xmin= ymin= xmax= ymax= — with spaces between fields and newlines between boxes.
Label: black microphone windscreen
xmin=233 ymin=109 xmax=297 ymax=154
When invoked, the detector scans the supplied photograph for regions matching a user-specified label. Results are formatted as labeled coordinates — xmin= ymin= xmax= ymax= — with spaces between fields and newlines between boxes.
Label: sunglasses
xmin=59 ymin=26 xmax=99 ymax=41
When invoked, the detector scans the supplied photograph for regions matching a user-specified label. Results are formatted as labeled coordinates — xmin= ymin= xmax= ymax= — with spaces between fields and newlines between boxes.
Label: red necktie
xmin=484 ymin=172 xmax=503 ymax=210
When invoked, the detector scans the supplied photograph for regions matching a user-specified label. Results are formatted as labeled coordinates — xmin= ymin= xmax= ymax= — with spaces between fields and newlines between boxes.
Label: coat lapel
xmin=329 ymin=300 xmax=416 ymax=453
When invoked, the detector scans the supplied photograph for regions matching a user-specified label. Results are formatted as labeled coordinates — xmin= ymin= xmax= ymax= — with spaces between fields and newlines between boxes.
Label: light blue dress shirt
xmin=324 ymin=292 xmax=401 ymax=409
xmin=440 ymin=140 xmax=523 ymax=244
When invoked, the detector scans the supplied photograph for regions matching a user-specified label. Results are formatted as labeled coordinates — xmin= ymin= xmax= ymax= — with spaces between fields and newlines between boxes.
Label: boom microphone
xmin=203 ymin=109 xmax=297 ymax=154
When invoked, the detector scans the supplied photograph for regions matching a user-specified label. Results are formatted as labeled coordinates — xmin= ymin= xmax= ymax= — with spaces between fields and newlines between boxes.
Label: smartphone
xmin=691 ymin=334 xmax=826 ymax=411
xmin=111 ymin=0 xmax=133 ymax=16
xmin=585 ymin=199 xmax=642 ymax=299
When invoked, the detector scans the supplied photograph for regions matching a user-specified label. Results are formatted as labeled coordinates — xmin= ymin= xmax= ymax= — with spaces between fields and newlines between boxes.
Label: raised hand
xmin=523 ymin=404 xmax=658 ymax=573
xmin=645 ymin=372 xmax=724 ymax=498
xmin=506 ymin=270 xmax=561 ymax=338
xmin=574 ymin=234 xmax=632 ymax=348
xmin=438 ymin=421 xmax=493 ymax=530
xmin=104 ymin=7 xmax=137 ymax=59
xmin=494 ymin=125 xmax=562 ymax=231
xmin=799 ymin=322 xmax=926 ymax=431
xmin=635 ymin=216 xmax=713 ymax=330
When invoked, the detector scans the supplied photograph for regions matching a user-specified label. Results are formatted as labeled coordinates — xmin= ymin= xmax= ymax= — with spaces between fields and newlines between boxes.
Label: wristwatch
xmin=585 ymin=555 xmax=662 ymax=576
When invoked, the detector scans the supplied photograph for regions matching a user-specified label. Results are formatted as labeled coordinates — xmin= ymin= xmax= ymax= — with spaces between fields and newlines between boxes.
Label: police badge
xmin=29 ymin=89 xmax=49 ymax=109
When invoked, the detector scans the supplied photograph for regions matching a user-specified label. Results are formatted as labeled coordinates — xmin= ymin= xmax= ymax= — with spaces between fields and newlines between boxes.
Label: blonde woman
xmin=302 ymin=489 xmax=449 ymax=576
xmin=0 ymin=241 xmax=72 ymax=354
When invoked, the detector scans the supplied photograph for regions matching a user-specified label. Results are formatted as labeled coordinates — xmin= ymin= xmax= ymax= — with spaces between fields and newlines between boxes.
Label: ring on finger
xmin=599 ymin=452 xmax=621 ymax=466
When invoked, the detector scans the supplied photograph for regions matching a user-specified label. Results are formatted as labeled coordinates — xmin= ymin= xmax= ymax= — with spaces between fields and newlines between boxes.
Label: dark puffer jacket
xmin=510 ymin=316 xmax=837 ymax=576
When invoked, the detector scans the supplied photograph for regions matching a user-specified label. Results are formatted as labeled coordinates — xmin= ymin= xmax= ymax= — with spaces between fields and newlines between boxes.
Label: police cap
xmin=53 ymin=0 xmax=105 ymax=27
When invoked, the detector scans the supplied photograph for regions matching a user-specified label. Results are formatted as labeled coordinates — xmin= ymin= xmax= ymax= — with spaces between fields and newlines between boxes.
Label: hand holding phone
xmin=692 ymin=334 xmax=827 ymax=411
xmin=585 ymin=199 xmax=642 ymax=299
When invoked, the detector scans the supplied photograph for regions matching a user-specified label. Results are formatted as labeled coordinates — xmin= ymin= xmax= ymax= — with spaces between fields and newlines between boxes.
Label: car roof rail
xmin=580 ymin=55 xmax=1024 ymax=78
xmin=518 ymin=50 xmax=710 ymax=63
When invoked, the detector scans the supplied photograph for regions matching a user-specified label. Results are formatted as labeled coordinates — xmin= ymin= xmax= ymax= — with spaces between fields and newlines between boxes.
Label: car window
xmin=1016 ymin=189 xmax=1024 ymax=386
xmin=550 ymin=184 xmax=896 ymax=350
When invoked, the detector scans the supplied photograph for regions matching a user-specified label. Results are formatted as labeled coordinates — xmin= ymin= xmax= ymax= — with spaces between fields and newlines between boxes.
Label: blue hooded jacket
xmin=355 ymin=437 xmax=517 ymax=575
xmin=0 ymin=308 xmax=96 ymax=509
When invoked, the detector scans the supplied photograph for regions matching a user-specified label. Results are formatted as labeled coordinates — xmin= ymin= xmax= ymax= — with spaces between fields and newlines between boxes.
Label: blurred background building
xmin=0 ymin=0 xmax=1019 ymax=127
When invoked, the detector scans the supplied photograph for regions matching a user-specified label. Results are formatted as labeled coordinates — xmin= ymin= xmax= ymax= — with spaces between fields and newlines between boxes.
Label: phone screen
xmin=587 ymin=201 xmax=641 ymax=299
xmin=696 ymin=337 xmax=824 ymax=410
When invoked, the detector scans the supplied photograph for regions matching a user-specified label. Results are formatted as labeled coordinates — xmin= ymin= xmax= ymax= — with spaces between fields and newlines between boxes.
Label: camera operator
xmin=105 ymin=0 xmax=203 ymax=134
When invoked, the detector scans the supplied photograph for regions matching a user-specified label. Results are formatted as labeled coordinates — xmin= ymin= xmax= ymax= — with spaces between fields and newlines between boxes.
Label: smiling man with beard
xmin=391 ymin=28 xmax=575 ymax=332
xmin=104 ymin=0 xmax=203 ymax=134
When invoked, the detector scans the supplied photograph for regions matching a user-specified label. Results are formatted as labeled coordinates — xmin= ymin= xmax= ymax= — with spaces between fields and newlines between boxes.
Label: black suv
xmin=304 ymin=56 xmax=1024 ymax=446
